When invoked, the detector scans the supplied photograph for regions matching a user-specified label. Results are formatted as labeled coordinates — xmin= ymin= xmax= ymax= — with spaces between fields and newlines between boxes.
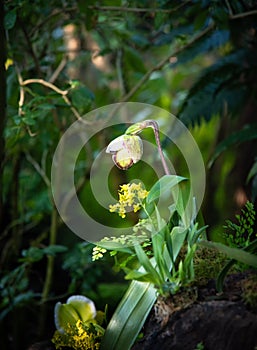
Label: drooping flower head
xmin=106 ymin=134 xmax=143 ymax=170
xmin=106 ymin=120 xmax=170 ymax=175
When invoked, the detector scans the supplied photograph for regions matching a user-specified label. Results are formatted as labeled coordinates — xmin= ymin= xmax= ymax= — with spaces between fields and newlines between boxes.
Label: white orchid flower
xmin=54 ymin=295 xmax=96 ymax=333
xmin=106 ymin=134 xmax=143 ymax=170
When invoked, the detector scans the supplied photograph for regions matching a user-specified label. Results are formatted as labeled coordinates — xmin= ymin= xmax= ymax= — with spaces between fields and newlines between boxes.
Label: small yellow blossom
xmin=92 ymin=246 xmax=107 ymax=261
xmin=52 ymin=319 xmax=104 ymax=350
xmin=133 ymin=203 xmax=141 ymax=212
xmin=109 ymin=182 xmax=149 ymax=218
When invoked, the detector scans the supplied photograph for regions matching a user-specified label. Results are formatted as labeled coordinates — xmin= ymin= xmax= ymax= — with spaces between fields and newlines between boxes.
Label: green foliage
xmin=99 ymin=172 xmax=205 ymax=350
xmin=20 ymin=245 xmax=68 ymax=263
xmin=100 ymin=280 xmax=156 ymax=350
xmin=0 ymin=264 xmax=35 ymax=321
xmin=223 ymin=201 xmax=256 ymax=248
xmin=203 ymin=202 xmax=257 ymax=292
xmin=95 ymin=174 xmax=205 ymax=295
xmin=194 ymin=342 xmax=205 ymax=350
xmin=0 ymin=245 xmax=67 ymax=321
xmin=3 ymin=0 xmax=257 ymax=348
xmin=178 ymin=49 xmax=254 ymax=125
xmin=200 ymin=240 xmax=257 ymax=269
xmin=209 ymin=125 xmax=257 ymax=168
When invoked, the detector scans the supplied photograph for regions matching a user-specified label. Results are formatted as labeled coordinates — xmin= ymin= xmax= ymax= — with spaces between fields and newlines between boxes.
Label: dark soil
xmin=132 ymin=271 xmax=257 ymax=350
xmin=28 ymin=272 xmax=257 ymax=350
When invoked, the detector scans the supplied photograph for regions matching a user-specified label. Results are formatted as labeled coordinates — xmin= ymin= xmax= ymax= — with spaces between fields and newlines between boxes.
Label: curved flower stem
xmin=127 ymin=120 xmax=170 ymax=175
xmin=145 ymin=120 xmax=170 ymax=176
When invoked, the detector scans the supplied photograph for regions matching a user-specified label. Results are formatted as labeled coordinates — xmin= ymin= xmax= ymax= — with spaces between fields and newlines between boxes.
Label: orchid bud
xmin=106 ymin=134 xmax=143 ymax=170
xmin=54 ymin=295 xmax=96 ymax=333
xmin=125 ymin=121 xmax=147 ymax=135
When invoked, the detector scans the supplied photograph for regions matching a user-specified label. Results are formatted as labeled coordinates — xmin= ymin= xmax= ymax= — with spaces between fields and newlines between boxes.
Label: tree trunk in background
xmin=0 ymin=2 xmax=6 ymax=231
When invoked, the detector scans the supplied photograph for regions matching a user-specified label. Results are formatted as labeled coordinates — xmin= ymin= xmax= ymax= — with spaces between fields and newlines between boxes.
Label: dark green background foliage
xmin=1 ymin=0 xmax=257 ymax=348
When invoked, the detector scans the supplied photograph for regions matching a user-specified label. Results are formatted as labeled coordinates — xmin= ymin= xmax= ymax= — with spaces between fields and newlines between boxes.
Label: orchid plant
xmin=95 ymin=120 xmax=205 ymax=295
xmin=51 ymin=120 xmax=257 ymax=350
xmin=96 ymin=120 xmax=206 ymax=349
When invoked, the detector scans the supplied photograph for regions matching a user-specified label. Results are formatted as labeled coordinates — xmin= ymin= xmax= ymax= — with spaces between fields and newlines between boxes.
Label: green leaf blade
xmin=146 ymin=175 xmax=187 ymax=204
xmin=100 ymin=281 xmax=156 ymax=350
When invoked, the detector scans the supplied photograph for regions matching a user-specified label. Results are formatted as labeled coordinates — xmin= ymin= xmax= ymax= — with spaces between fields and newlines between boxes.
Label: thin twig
xmin=116 ymin=49 xmax=126 ymax=97
xmin=26 ymin=126 xmax=38 ymax=137
xmin=15 ymin=66 xmax=25 ymax=116
xmin=120 ymin=23 xmax=214 ymax=103
xmin=49 ymin=55 xmax=68 ymax=83
xmin=225 ymin=0 xmax=233 ymax=17
xmin=89 ymin=1 xmax=191 ymax=13
xmin=30 ymin=7 xmax=77 ymax=36
xmin=21 ymin=78 xmax=88 ymax=123
xmin=22 ymin=78 xmax=68 ymax=95
xmin=230 ymin=9 xmax=257 ymax=20
xmin=18 ymin=16 xmax=41 ymax=75
xmin=25 ymin=152 xmax=51 ymax=187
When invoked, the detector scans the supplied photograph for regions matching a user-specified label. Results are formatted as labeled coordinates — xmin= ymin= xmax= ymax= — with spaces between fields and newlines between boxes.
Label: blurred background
xmin=1 ymin=0 xmax=257 ymax=348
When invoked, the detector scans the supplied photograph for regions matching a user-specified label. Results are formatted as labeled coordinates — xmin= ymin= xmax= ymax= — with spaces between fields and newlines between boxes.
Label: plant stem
xmin=41 ymin=207 xmax=58 ymax=302
xmin=39 ymin=206 xmax=58 ymax=335
xmin=144 ymin=120 xmax=171 ymax=176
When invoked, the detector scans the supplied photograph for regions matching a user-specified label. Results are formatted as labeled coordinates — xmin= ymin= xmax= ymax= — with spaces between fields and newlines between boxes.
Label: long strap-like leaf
xmin=215 ymin=239 xmax=257 ymax=292
xmin=100 ymin=280 xmax=156 ymax=350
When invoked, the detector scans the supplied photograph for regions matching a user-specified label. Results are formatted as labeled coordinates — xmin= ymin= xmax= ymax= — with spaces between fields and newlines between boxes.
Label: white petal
xmin=106 ymin=135 xmax=125 ymax=153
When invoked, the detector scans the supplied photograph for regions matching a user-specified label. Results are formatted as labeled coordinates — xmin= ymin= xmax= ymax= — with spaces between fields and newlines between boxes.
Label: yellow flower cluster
xmin=52 ymin=319 xmax=104 ymax=350
xmin=109 ymin=182 xmax=149 ymax=218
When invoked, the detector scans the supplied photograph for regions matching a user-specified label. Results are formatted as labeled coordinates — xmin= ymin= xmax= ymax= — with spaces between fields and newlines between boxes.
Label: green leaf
xmin=171 ymin=226 xmax=188 ymax=261
xmin=43 ymin=245 xmax=68 ymax=256
xmin=123 ymin=47 xmax=146 ymax=75
xmin=175 ymin=29 xmax=230 ymax=68
xmin=95 ymin=240 xmax=134 ymax=255
xmin=178 ymin=49 xmax=249 ymax=126
xmin=100 ymin=280 xmax=156 ymax=350
xmin=216 ymin=239 xmax=257 ymax=292
xmin=209 ymin=124 xmax=257 ymax=167
xmin=151 ymin=206 xmax=173 ymax=283
xmin=247 ymin=159 xmax=257 ymax=183
xmin=134 ymin=244 xmax=162 ymax=286
xmin=200 ymin=240 xmax=257 ymax=268
xmin=152 ymin=231 xmax=170 ymax=282
xmin=194 ymin=10 xmax=208 ymax=30
xmin=20 ymin=247 xmax=44 ymax=262
xmin=146 ymin=175 xmax=186 ymax=204
xmin=125 ymin=270 xmax=157 ymax=283
xmin=216 ymin=259 xmax=235 ymax=293
xmin=69 ymin=83 xmax=94 ymax=114
xmin=4 ymin=10 xmax=17 ymax=30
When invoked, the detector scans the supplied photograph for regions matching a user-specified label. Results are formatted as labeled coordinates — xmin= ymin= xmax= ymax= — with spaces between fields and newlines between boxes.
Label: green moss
xmin=242 ymin=274 xmax=257 ymax=311
xmin=194 ymin=246 xmax=228 ymax=285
